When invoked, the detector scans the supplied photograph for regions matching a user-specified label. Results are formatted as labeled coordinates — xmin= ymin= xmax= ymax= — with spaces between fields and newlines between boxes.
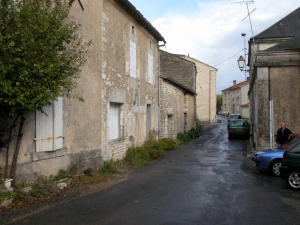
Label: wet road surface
xmin=1 ymin=115 xmax=300 ymax=225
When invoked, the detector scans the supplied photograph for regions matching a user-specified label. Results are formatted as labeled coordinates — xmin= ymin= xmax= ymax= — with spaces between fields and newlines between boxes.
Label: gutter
xmin=158 ymin=42 xmax=166 ymax=139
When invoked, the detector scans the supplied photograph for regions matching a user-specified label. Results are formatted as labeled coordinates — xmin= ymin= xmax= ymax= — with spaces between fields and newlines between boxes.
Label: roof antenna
xmin=232 ymin=1 xmax=255 ymax=48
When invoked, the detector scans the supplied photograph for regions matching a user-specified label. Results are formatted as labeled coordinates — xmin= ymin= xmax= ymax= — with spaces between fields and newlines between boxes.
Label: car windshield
xmin=230 ymin=120 xmax=248 ymax=126
xmin=288 ymin=140 xmax=300 ymax=153
xmin=230 ymin=115 xmax=241 ymax=119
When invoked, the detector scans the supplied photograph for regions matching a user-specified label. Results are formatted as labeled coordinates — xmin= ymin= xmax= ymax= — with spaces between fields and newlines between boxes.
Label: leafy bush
xmin=30 ymin=176 xmax=58 ymax=199
xmin=54 ymin=169 xmax=69 ymax=181
xmin=0 ymin=191 xmax=16 ymax=203
xmin=124 ymin=146 xmax=150 ymax=167
xmin=187 ymin=127 xmax=201 ymax=139
xmin=177 ymin=132 xmax=191 ymax=143
xmin=69 ymin=160 xmax=84 ymax=175
xmin=143 ymin=140 xmax=164 ymax=159
xmin=99 ymin=160 xmax=118 ymax=176
xmin=195 ymin=123 xmax=201 ymax=134
xmin=158 ymin=138 xmax=178 ymax=150
xmin=15 ymin=179 xmax=30 ymax=190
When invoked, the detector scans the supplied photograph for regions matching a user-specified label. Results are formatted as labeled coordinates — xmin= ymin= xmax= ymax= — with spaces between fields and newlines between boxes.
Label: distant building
xmin=178 ymin=55 xmax=217 ymax=122
xmin=221 ymin=80 xmax=249 ymax=118
xmin=159 ymin=50 xmax=197 ymax=138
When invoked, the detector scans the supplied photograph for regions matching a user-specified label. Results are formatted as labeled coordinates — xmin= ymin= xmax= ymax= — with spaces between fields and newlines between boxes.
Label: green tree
xmin=216 ymin=94 xmax=222 ymax=112
xmin=0 ymin=0 xmax=90 ymax=180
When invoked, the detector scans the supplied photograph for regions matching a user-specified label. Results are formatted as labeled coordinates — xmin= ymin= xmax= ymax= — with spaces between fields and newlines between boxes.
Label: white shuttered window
xmin=109 ymin=103 xmax=120 ymax=140
xmin=35 ymin=97 xmax=63 ymax=152
xmin=148 ymin=53 xmax=153 ymax=84
xmin=129 ymin=40 xmax=137 ymax=78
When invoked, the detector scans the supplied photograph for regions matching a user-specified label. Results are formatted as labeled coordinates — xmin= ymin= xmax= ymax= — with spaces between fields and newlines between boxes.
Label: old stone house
xmin=159 ymin=50 xmax=197 ymax=139
xmin=183 ymin=55 xmax=217 ymax=122
xmin=248 ymin=7 xmax=300 ymax=149
xmin=2 ymin=0 xmax=166 ymax=182
xmin=221 ymin=80 xmax=250 ymax=118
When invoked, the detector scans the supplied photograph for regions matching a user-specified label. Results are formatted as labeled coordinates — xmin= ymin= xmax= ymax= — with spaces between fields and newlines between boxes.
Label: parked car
xmin=227 ymin=114 xmax=242 ymax=124
xmin=227 ymin=119 xmax=250 ymax=139
xmin=252 ymin=134 xmax=300 ymax=177
xmin=280 ymin=138 xmax=300 ymax=190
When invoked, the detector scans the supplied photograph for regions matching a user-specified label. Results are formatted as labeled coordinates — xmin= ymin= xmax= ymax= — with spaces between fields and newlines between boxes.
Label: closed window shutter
xmin=54 ymin=97 xmax=63 ymax=150
xmin=129 ymin=40 xmax=137 ymax=78
xmin=148 ymin=53 xmax=153 ymax=84
xmin=35 ymin=97 xmax=63 ymax=152
xmin=36 ymin=104 xmax=54 ymax=152
xmin=110 ymin=103 xmax=119 ymax=139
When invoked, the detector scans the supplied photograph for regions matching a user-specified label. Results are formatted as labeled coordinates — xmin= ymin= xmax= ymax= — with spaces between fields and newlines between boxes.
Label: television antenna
xmin=233 ymin=1 xmax=256 ymax=48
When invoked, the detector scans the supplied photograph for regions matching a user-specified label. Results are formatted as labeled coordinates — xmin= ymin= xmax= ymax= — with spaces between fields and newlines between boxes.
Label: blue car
xmin=252 ymin=134 xmax=300 ymax=177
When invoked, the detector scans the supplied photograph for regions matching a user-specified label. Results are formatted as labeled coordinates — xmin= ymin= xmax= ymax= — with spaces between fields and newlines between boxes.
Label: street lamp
xmin=237 ymin=55 xmax=246 ymax=71
xmin=241 ymin=33 xmax=247 ymax=80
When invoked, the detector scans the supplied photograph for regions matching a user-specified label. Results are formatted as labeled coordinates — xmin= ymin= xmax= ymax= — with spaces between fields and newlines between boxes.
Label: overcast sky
xmin=129 ymin=0 xmax=300 ymax=94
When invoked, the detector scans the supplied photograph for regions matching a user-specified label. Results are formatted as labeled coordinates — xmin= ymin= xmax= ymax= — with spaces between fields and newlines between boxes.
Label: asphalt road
xmin=1 ymin=115 xmax=300 ymax=225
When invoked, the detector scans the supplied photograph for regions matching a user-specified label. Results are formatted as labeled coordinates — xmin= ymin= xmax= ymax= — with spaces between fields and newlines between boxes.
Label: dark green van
xmin=279 ymin=139 xmax=300 ymax=190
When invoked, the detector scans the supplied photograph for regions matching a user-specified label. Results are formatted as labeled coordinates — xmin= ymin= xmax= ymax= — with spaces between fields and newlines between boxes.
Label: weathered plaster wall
xmin=9 ymin=1 xmax=104 ymax=182
xmin=7 ymin=0 xmax=161 ymax=181
xmin=254 ymin=67 xmax=270 ymax=149
xmin=241 ymin=106 xmax=249 ymax=119
xmin=222 ymin=90 xmax=231 ymax=114
xmin=186 ymin=57 xmax=216 ymax=122
xmin=240 ymin=85 xmax=249 ymax=106
xmin=270 ymin=66 xmax=300 ymax=134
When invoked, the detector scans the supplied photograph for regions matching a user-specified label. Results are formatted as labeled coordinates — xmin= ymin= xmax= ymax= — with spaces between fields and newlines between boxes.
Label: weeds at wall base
xmin=0 ymin=126 xmax=201 ymax=211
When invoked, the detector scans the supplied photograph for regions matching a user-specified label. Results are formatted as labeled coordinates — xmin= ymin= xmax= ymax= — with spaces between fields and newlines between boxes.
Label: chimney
xmin=233 ymin=80 xmax=236 ymax=85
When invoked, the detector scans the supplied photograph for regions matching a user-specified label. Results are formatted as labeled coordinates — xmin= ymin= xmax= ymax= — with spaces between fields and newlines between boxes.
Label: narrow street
xmin=1 ymin=115 xmax=300 ymax=225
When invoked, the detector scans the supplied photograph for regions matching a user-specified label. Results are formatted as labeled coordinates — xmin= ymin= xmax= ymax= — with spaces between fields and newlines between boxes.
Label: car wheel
xmin=287 ymin=170 xmax=300 ymax=190
xmin=269 ymin=160 xmax=281 ymax=177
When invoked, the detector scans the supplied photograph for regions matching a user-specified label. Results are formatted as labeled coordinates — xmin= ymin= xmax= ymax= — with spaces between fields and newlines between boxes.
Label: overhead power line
xmin=198 ymin=48 xmax=245 ymax=73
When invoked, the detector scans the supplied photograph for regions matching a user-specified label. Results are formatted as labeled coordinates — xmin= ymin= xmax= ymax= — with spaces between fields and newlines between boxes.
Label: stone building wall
xmin=250 ymin=42 xmax=300 ymax=149
xmin=159 ymin=50 xmax=196 ymax=139
xmin=6 ymin=0 xmax=163 ymax=182
xmin=185 ymin=56 xmax=217 ymax=122
xmin=270 ymin=66 xmax=300 ymax=136
xmin=159 ymin=79 xmax=195 ymax=139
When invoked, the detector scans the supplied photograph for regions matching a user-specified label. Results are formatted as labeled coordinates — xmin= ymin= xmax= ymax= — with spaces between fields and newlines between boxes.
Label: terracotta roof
xmin=115 ymin=0 xmax=166 ymax=43
xmin=253 ymin=7 xmax=300 ymax=39
xmin=240 ymin=103 xmax=249 ymax=107
xmin=221 ymin=81 xmax=249 ymax=92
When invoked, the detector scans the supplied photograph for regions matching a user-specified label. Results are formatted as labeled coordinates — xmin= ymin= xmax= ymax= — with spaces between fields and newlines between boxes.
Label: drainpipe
xmin=209 ymin=70 xmax=211 ymax=122
xmin=194 ymin=64 xmax=197 ymax=126
xmin=138 ymin=86 xmax=140 ymax=146
xmin=158 ymin=41 xmax=166 ymax=139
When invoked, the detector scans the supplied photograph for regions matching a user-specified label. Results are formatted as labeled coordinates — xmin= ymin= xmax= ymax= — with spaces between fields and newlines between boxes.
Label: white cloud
xmin=148 ymin=0 xmax=300 ymax=93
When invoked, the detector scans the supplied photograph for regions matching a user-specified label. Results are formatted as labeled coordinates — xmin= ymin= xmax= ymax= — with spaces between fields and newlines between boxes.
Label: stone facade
xmin=250 ymin=49 xmax=300 ymax=149
xmin=159 ymin=51 xmax=197 ymax=138
xmin=248 ymin=7 xmax=300 ymax=149
xmin=184 ymin=56 xmax=217 ymax=122
xmin=1 ymin=0 xmax=166 ymax=182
